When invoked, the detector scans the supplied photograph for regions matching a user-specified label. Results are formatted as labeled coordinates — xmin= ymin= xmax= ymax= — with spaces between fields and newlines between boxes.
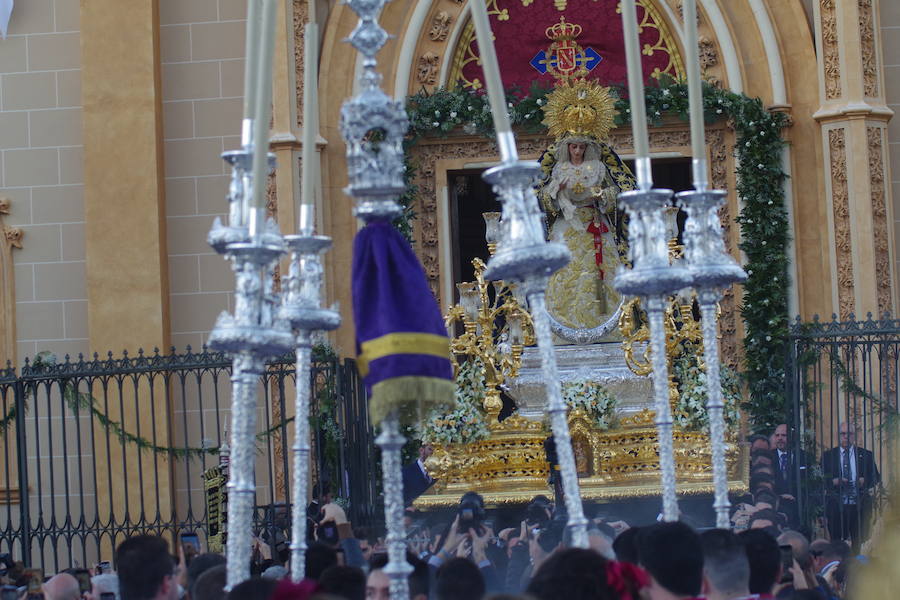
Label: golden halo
xmin=541 ymin=80 xmax=618 ymax=142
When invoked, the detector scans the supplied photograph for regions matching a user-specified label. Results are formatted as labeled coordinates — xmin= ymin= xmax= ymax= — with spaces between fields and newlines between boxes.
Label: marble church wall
xmin=1 ymin=0 xmax=87 ymax=365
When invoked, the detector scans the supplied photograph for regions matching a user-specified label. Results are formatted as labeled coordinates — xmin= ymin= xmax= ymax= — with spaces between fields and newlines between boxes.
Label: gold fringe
xmin=369 ymin=376 xmax=456 ymax=425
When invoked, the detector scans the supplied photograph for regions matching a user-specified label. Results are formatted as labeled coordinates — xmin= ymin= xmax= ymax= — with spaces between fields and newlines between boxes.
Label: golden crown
xmin=545 ymin=16 xmax=581 ymax=41
xmin=541 ymin=79 xmax=618 ymax=142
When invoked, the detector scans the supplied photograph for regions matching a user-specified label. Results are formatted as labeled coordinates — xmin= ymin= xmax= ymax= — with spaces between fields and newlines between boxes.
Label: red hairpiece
xmin=605 ymin=560 xmax=650 ymax=600
xmin=271 ymin=578 xmax=320 ymax=600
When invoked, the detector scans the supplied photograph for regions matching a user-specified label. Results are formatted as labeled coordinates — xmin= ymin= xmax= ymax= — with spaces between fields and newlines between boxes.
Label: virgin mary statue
xmin=538 ymin=81 xmax=636 ymax=342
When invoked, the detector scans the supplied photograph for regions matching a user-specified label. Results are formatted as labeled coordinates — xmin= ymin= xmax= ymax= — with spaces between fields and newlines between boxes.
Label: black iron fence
xmin=0 ymin=347 xmax=378 ymax=573
xmin=786 ymin=314 xmax=899 ymax=544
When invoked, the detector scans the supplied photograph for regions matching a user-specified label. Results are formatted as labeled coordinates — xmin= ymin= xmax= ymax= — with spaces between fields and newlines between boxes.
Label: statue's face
xmin=568 ymin=142 xmax=587 ymax=163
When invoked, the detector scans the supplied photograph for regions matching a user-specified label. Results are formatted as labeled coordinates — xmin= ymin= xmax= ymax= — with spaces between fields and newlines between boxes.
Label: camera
xmin=457 ymin=492 xmax=486 ymax=535
xmin=525 ymin=496 xmax=552 ymax=530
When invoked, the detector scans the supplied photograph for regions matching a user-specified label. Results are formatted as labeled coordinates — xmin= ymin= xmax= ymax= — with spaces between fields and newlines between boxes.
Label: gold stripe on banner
xmin=358 ymin=332 xmax=450 ymax=377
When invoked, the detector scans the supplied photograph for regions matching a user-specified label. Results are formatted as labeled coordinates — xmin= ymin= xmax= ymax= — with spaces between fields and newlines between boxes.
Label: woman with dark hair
xmin=525 ymin=548 xmax=648 ymax=600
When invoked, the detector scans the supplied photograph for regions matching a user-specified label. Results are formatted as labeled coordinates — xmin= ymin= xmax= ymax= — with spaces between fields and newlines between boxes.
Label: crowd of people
xmin=0 ymin=422 xmax=882 ymax=600
xmin=2 ymin=491 xmax=870 ymax=600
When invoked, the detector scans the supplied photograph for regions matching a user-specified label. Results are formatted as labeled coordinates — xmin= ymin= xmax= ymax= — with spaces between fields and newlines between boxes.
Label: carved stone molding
xmin=0 ymin=197 xmax=23 ymax=367
xmin=821 ymin=0 xmax=841 ymax=100
xmin=828 ymin=128 xmax=853 ymax=319
xmin=429 ymin=11 xmax=452 ymax=42
xmin=698 ymin=36 xmax=718 ymax=72
xmin=416 ymin=52 xmax=440 ymax=85
xmin=294 ymin=0 xmax=308 ymax=128
xmin=866 ymin=126 xmax=892 ymax=315
xmin=858 ymin=0 xmax=878 ymax=97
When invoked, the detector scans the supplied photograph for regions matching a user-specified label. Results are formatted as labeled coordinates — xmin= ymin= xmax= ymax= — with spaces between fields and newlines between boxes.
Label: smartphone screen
xmin=180 ymin=532 xmax=201 ymax=556
xmin=779 ymin=544 xmax=794 ymax=582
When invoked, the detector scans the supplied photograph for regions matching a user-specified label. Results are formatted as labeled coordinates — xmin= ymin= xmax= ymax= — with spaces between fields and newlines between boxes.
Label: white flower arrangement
xmin=673 ymin=346 xmax=743 ymax=431
xmin=419 ymin=359 xmax=491 ymax=445
xmin=562 ymin=380 xmax=618 ymax=430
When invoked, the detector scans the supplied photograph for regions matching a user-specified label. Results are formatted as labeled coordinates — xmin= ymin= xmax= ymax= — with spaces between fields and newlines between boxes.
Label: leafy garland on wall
xmin=402 ymin=80 xmax=790 ymax=432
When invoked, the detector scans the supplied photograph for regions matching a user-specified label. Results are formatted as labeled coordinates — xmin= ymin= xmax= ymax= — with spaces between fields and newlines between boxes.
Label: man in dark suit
xmin=822 ymin=422 xmax=880 ymax=549
xmin=402 ymin=444 xmax=435 ymax=506
xmin=772 ymin=424 xmax=806 ymax=497
xmin=771 ymin=423 xmax=805 ymax=526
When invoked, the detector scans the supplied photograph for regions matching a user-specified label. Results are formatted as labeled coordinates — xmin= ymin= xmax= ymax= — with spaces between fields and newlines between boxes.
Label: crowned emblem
xmin=530 ymin=16 xmax=602 ymax=83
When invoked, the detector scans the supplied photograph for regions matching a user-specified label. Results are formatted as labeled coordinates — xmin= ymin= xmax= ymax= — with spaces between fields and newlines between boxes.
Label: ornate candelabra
xmin=676 ymin=166 xmax=747 ymax=529
xmin=279 ymin=223 xmax=341 ymax=580
xmin=612 ymin=171 xmax=693 ymax=522
xmin=207 ymin=153 xmax=294 ymax=587
xmin=447 ymin=248 xmax=534 ymax=421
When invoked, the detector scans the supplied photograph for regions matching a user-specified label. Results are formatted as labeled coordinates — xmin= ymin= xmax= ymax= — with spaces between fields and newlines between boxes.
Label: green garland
xmin=0 ymin=347 xmax=342 ymax=462
xmin=404 ymin=80 xmax=790 ymax=432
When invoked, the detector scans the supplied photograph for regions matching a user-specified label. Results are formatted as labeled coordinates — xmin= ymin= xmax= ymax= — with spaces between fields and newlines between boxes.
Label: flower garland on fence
xmin=420 ymin=359 xmax=491 ymax=445
xmin=562 ymin=380 xmax=618 ymax=430
xmin=404 ymin=79 xmax=790 ymax=432
xmin=0 ymin=346 xmax=341 ymax=461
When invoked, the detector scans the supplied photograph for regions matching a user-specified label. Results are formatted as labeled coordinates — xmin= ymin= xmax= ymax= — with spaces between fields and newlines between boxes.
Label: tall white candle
xmin=248 ymin=0 xmax=278 ymax=238
xmin=683 ymin=0 xmax=707 ymax=187
xmin=469 ymin=0 xmax=517 ymax=161
xmin=620 ymin=0 xmax=651 ymax=186
xmin=243 ymin=0 xmax=261 ymax=133
xmin=300 ymin=22 xmax=318 ymax=234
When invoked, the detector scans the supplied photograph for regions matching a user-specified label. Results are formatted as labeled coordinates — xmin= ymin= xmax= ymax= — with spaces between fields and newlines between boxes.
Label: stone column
xmin=813 ymin=0 xmax=896 ymax=320
xmin=80 ymin=0 xmax=174 ymax=556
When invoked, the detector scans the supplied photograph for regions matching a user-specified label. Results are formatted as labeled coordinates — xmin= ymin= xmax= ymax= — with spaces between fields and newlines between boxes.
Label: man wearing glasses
xmin=821 ymin=423 xmax=880 ymax=549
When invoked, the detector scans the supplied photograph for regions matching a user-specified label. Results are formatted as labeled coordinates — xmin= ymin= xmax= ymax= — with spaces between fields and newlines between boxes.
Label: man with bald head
xmin=822 ymin=421 xmax=880 ymax=549
xmin=43 ymin=573 xmax=81 ymax=600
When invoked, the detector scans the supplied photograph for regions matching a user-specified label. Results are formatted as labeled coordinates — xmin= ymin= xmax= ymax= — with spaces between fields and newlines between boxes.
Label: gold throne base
xmin=415 ymin=409 xmax=748 ymax=509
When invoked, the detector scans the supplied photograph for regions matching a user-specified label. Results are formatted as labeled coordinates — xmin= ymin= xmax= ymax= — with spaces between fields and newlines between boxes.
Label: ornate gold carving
xmin=821 ymin=0 xmax=841 ymax=100
xmin=429 ymin=11 xmax=452 ymax=42
xmin=858 ymin=0 xmax=878 ymax=97
xmin=636 ymin=0 xmax=686 ymax=80
xmin=867 ymin=126 xmax=893 ymax=315
xmin=416 ymin=407 xmax=747 ymax=508
xmin=416 ymin=51 xmax=440 ymax=85
xmin=829 ymin=128 xmax=854 ymax=319
xmin=293 ymin=0 xmax=307 ymax=128
xmin=1 ymin=196 xmax=23 ymax=367
xmin=446 ymin=257 xmax=535 ymax=420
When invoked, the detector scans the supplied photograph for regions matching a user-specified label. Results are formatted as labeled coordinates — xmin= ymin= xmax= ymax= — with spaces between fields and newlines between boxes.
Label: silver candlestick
xmin=280 ymin=231 xmax=341 ymax=580
xmin=377 ymin=412 xmax=413 ymax=600
xmin=613 ymin=181 xmax=693 ymax=522
xmin=676 ymin=165 xmax=747 ymax=528
xmin=341 ymin=0 xmax=413 ymax=596
xmin=480 ymin=162 xmax=589 ymax=549
xmin=466 ymin=0 xmax=587 ymax=547
xmin=207 ymin=143 xmax=294 ymax=586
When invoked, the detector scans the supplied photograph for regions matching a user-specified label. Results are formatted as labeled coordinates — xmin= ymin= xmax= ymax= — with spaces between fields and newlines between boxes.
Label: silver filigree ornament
xmin=341 ymin=0 xmax=413 ymax=597
xmin=676 ymin=185 xmax=747 ymax=528
xmin=613 ymin=184 xmax=693 ymax=522
xmin=279 ymin=233 xmax=341 ymax=580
